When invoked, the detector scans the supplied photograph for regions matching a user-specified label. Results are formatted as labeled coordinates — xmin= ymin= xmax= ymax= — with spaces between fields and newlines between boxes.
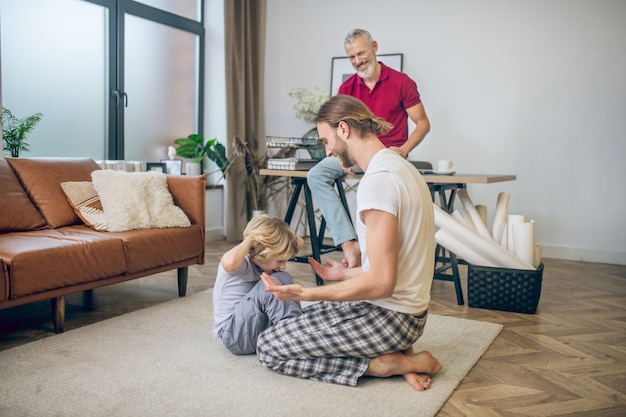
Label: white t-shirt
xmin=357 ymin=149 xmax=435 ymax=314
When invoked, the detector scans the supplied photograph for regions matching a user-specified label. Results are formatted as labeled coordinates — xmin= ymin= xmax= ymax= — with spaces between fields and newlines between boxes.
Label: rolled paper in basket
xmin=499 ymin=219 xmax=508 ymax=249
xmin=491 ymin=192 xmax=510 ymax=243
xmin=475 ymin=205 xmax=488 ymax=226
xmin=534 ymin=245 xmax=542 ymax=268
xmin=435 ymin=229 xmax=497 ymax=267
xmin=433 ymin=204 xmax=535 ymax=270
xmin=507 ymin=214 xmax=527 ymax=253
xmin=452 ymin=208 xmax=477 ymax=233
xmin=512 ymin=221 xmax=535 ymax=266
xmin=457 ymin=189 xmax=493 ymax=241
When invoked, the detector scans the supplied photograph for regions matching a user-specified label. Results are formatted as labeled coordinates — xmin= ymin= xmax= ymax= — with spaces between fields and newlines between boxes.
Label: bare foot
xmin=401 ymin=346 xmax=434 ymax=391
xmin=365 ymin=350 xmax=442 ymax=379
xmin=341 ymin=240 xmax=361 ymax=268
xmin=403 ymin=373 xmax=432 ymax=391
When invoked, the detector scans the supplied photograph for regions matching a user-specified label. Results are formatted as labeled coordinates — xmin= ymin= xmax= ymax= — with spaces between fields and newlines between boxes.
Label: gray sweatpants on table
xmin=219 ymin=271 xmax=303 ymax=355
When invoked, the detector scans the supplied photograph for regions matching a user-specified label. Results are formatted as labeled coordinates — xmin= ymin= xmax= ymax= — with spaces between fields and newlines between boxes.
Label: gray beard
xmin=356 ymin=61 xmax=375 ymax=79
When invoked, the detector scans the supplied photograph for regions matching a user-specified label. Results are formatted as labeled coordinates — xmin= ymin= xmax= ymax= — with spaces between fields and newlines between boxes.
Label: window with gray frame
xmin=0 ymin=0 xmax=205 ymax=162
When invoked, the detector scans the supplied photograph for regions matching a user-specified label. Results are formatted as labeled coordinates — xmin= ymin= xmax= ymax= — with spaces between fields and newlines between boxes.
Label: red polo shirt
xmin=338 ymin=61 xmax=422 ymax=148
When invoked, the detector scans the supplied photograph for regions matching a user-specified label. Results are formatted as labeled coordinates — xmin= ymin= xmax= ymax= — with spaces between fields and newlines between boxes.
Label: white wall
xmin=264 ymin=0 xmax=626 ymax=265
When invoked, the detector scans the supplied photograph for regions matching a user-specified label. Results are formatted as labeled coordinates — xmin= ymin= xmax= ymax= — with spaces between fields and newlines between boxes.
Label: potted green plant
xmin=173 ymin=133 xmax=231 ymax=177
xmin=1 ymin=107 xmax=43 ymax=157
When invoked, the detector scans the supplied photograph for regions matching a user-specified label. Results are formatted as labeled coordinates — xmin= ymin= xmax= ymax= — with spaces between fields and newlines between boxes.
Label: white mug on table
xmin=436 ymin=160 xmax=454 ymax=173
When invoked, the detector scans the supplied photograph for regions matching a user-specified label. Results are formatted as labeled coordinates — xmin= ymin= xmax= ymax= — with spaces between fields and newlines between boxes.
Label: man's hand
xmin=387 ymin=146 xmax=408 ymax=158
xmin=308 ymin=257 xmax=349 ymax=281
xmin=260 ymin=272 xmax=305 ymax=301
xmin=341 ymin=165 xmax=355 ymax=174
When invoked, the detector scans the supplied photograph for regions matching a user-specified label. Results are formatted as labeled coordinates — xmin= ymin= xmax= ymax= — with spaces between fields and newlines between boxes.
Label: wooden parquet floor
xmin=1 ymin=239 xmax=625 ymax=416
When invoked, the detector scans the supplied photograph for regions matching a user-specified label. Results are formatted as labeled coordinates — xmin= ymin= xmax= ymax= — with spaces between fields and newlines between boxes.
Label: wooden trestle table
xmin=259 ymin=168 xmax=516 ymax=305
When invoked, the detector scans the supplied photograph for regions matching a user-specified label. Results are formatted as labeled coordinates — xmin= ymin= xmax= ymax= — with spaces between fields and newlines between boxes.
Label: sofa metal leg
xmin=177 ymin=267 xmax=188 ymax=297
xmin=51 ymin=296 xmax=65 ymax=333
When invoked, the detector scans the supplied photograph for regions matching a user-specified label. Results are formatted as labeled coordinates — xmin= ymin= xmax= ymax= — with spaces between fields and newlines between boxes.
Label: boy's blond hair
xmin=243 ymin=214 xmax=302 ymax=264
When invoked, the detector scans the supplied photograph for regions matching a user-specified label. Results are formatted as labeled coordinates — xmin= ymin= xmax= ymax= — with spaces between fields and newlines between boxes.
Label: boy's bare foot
xmin=364 ymin=350 xmax=442 ymax=390
xmin=341 ymin=240 xmax=361 ymax=267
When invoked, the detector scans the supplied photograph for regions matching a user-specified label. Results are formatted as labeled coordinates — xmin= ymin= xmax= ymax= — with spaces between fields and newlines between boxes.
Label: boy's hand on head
xmin=243 ymin=230 xmax=261 ymax=243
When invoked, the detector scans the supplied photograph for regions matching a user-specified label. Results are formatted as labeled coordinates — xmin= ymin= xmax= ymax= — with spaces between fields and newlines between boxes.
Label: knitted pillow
xmin=60 ymin=181 xmax=108 ymax=231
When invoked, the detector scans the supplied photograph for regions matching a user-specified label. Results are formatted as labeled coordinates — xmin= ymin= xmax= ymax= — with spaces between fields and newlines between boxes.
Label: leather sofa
xmin=0 ymin=157 xmax=206 ymax=333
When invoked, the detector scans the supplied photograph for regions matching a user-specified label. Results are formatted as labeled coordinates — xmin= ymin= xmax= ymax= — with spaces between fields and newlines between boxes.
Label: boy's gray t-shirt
xmin=212 ymin=256 xmax=261 ymax=337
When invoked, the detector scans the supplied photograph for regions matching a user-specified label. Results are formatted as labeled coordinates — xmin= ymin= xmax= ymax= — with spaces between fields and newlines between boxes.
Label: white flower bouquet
xmin=288 ymin=87 xmax=330 ymax=123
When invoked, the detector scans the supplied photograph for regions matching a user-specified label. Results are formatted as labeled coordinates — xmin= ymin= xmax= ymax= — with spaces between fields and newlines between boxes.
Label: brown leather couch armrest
xmin=167 ymin=174 xmax=207 ymax=228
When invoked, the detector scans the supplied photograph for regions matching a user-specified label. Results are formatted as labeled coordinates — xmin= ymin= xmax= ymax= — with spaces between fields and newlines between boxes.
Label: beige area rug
xmin=0 ymin=290 xmax=502 ymax=417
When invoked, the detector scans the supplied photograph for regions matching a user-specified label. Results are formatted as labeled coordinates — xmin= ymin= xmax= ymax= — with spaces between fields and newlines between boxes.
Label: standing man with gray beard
xmin=307 ymin=28 xmax=431 ymax=268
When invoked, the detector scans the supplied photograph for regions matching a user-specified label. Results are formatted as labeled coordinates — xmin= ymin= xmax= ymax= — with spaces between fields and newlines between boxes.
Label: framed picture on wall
xmin=330 ymin=53 xmax=403 ymax=96
xmin=146 ymin=162 xmax=167 ymax=173
xmin=160 ymin=159 xmax=182 ymax=175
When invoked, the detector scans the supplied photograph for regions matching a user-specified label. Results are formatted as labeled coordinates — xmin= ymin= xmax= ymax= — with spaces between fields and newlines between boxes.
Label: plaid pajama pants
xmin=256 ymin=300 xmax=428 ymax=386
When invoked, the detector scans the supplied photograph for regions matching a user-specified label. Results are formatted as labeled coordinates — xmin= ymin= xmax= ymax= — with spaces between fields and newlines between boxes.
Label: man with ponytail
xmin=258 ymin=95 xmax=440 ymax=391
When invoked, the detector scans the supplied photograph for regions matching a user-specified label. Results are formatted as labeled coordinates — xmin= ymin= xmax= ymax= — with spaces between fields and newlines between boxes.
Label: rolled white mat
xmin=512 ymin=221 xmax=535 ymax=266
xmin=452 ymin=208 xmax=477 ymax=232
xmin=435 ymin=229 xmax=497 ymax=267
xmin=534 ymin=245 xmax=542 ymax=268
xmin=457 ymin=188 xmax=493 ymax=241
xmin=499 ymin=219 xmax=508 ymax=249
xmin=507 ymin=214 xmax=527 ymax=253
xmin=433 ymin=204 xmax=535 ymax=270
xmin=475 ymin=204 xmax=488 ymax=227
xmin=491 ymin=192 xmax=510 ymax=243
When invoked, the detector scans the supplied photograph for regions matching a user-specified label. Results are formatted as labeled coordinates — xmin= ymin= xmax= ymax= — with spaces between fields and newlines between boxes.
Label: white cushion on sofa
xmin=88 ymin=170 xmax=191 ymax=232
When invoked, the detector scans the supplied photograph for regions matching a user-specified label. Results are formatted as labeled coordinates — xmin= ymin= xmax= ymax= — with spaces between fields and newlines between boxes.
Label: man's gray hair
xmin=345 ymin=28 xmax=374 ymax=46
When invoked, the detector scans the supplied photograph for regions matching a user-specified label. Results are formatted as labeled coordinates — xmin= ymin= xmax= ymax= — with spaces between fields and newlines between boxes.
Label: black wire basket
xmin=467 ymin=263 xmax=543 ymax=314
xmin=266 ymin=158 xmax=318 ymax=171
xmin=266 ymin=136 xmax=319 ymax=149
